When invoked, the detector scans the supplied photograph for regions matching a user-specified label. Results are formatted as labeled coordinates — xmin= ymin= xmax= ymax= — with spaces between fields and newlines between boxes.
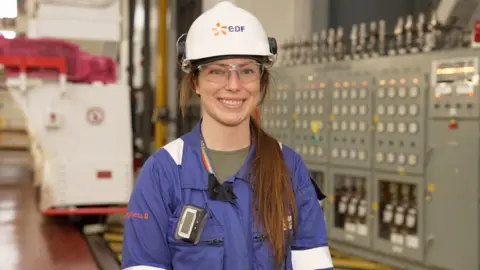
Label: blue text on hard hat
xmin=228 ymin=26 xmax=245 ymax=32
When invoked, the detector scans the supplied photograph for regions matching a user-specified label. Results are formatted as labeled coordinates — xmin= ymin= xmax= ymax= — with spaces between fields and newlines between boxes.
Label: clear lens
xmin=199 ymin=62 xmax=264 ymax=84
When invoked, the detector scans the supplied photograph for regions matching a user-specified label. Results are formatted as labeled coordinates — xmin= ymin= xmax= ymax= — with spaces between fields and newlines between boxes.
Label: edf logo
xmin=212 ymin=22 xmax=246 ymax=36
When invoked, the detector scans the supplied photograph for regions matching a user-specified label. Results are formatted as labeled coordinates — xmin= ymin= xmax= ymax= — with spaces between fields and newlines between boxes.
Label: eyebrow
xmin=211 ymin=61 xmax=257 ymax=66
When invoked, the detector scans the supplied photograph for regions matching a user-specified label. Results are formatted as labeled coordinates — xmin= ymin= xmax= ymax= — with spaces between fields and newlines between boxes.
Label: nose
xmin=225 ymin=71 xmax=241 ymax=92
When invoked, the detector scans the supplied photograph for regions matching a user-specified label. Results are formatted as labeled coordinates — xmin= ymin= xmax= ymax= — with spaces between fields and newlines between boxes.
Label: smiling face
xmin=195 ymin=58 xmax=263 ymax=127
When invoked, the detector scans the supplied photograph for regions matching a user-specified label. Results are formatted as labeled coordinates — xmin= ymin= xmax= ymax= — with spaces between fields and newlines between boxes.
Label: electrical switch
xmin=448 ymin=119 xmax=458 ymax=130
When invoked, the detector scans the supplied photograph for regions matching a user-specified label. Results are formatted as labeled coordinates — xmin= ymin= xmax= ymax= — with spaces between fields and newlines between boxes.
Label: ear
xmin=193 ymin=76 xmax=201 ymax=96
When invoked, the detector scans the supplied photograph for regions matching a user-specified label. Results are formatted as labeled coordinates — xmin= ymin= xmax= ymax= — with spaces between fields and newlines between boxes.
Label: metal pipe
xmin=155 ymin=0 xmax=168 ymax=149
xmin=141 ymin=0 xmax=153 ymax=156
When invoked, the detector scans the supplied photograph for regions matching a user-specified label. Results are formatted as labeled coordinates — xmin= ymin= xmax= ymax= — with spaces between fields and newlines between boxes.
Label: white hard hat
xmin=176 ymin=1 xmax=277 ymax=73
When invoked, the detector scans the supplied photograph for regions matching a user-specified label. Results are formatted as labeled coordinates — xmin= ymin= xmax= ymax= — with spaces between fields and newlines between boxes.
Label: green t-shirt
xmin=207 ymin=147 xmax=249 ymax=184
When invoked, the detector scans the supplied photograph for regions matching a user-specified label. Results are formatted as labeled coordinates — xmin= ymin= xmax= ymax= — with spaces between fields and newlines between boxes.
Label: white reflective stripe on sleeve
xmin=292 ymin=246 xmax=333 ymax=270
xmin=123 ymin=266 xmax=167 ymax=270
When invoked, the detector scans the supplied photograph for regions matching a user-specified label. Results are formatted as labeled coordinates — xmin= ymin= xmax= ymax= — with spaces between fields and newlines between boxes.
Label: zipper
xmin=253 ymin=234 xmax=266 ymax=242
xmin=203 ymin=239 xmax=224 ymax=245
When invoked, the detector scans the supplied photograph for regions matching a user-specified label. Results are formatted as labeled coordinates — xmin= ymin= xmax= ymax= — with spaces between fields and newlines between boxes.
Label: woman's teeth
xmin=220 ymin=99 xmax=244 ymax=108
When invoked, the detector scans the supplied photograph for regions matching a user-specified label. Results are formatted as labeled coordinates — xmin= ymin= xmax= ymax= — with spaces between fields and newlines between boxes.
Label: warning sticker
xmin=86 ymin=107 xmax=104 ymax=125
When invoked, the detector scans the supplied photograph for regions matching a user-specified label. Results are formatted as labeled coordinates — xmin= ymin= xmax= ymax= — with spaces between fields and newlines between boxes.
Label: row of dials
xmin=376 ymin=86 xmax=420 ymax=99
xmin=332 ymin=104 xmax=369 ymax=116
xmin=331 ymin=148 xmax=369 ymax=161
xmin=295 ymin=145 xmax=325 ymax=157
xmin=264 ymin=103 xmax=420 ymax=118
xmin=265 ymin=119 xmax=419 ymax=134
xmin=294 ymin=146 xmax=419 ymax=166
xmin=375 ymin=121 xmax=419 ymax=134
xmin=375 ymin=152 xmax=418 ymax=166
xmin=264 ymin=105 xmax=289 ymax=115
xmin=294 ymin=89 xmax=326 ymax=100
xmin=376 ymin=104 xmax=420 ymax=117
xmin=269 ymin=85 xmax=420 ymax=101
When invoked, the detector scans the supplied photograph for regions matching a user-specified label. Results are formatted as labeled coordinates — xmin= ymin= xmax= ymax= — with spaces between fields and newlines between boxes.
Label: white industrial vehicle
xmin=0 ymin=0 xmax=134 ymax=216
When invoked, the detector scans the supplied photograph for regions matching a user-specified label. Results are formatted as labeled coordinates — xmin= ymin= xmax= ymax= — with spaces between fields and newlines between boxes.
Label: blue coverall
xmin=121 ymin=121 xmax=334 ymax=270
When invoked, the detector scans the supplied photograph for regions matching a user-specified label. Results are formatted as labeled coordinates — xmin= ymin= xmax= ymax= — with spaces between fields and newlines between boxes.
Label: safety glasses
xmin=197 ymin=62 xmax=264 ymax=85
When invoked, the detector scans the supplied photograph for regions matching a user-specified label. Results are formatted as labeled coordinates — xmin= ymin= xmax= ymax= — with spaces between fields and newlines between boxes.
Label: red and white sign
xmin=86 ymin=107 xmax=105 ymax=125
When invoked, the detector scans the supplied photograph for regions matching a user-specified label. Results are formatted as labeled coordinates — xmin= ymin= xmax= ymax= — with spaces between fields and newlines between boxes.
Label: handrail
xmin=0 ymin=55 xmax=67 ymax=94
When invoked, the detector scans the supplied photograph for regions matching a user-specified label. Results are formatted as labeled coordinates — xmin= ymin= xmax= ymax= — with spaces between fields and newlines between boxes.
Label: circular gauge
xmin=317 ymin=147 xmax=323 ymax=156
xmin=388 ymin=87 xmax=396 ymax=98
xmin=275 ymin=119 xmax=280 ymax=128
xmin=359 ymin=121 xmax=367 ymax=132
xmin=332 ymin=121 xmax=339 ymax=131
xmin=387 ymin=153 xmax=395 ymax=163
xmin=295 ymin=91 xmax=301 ymax=100
xmin=282 ymin=120 xmax=288 ymax=128
xmin=408 ymin=154 xmax=417 ymax=165
xmin=317 ymin=105 xmax=323 ymax=115
xmin=295 ymin=120 xmax=300 ymax=128
xmin=342 ymin=90 xmax=349 ymax=99
xmin=295 ymin=105 xmax=301 ymax=114
xmin=377 ymin=88 xmax=385 ymax=98
xmin=263 ymin=107 xmax=268 ymax=115
xmin=318 ymin=90 xmax=324 ymax=99
xmin=358 ymin=88 xmax=368 ymax=99
xmin=408 ymin=122 xmax=418 ymax=134
xmin=387 ymin=122 xmax=395 ymax=133
xmin=341 ymin=149 xmax=348 ymax=158
xmin=302 ymin=91 xmax=308 ymax=99
xmin=302 ymin=106 xmax=308 ymax=115
xmin=350 ymin=105 xmax=358 ymax=115
xmin=349 ymin=149 xmax=357 ymax=159
xmin=359 ymin=105 xmax=368 ymax=115
xmin=332 ymin=148 xmax=339 ymax=158
xmin=397 ymin=122 xmax=406 ymax=133
xmin=310 ymin=90 xmax=316 ymax=99
xmin=409 ymin=104 xmax=419 ymax=116
xmin=283 ymin=91 xmax=288 ymax=100
xmin=377 ymin=122 xmax=385 ymax=132
xmin=350 ymin=89 xmax=358 ymax=99
xmin=333 ymin=89 xmax=340 ymax=99
xmin=398 ymin=105 xmax=407 ymax=116
xmin=398 ymin=87 xmax=407 ymax=98
xmin=350 ymin=121 xmax=357 ymax=131
xmin=302 ymin=120 xmax=308 ymax=129
xmin=409 ymin=86 xmax=419 ymax=98
xmin=302 ymin=145 xmax=308 ymax=155
xmin=283 ymin=105 xmax=288 ymax=114
xmin=341 ymin=105 xmax=348 ymax=115
xmin=309 ymin=146 xmax=315 ymax=156
xmin=332 ymin=105 xmax=339 ymax=114
xmin=377 ymin=105 xmax=386 ymax=115
xmin=358 ymin=151 xmax=366 ymax=161
xmin=398 ymin=153 xmax=406 ymax=164
xmin=310 ymin=105 xmax=316 ymax=115
xmin=387 ymin=105 xmax=395 ymax=115
xmin=341 ymin=121 xmax=348 ymax=131
xmin=376 ymin=152 xmax=384 ymax=163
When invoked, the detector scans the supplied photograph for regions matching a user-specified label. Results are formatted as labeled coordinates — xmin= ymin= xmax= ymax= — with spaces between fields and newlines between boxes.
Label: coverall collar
xmin=181 ymin=119 xmax=255 ymax=189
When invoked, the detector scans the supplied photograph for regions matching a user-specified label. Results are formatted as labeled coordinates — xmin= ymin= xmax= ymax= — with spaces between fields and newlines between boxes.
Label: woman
xmin=122 ymin=2 xmax=333 ymax=270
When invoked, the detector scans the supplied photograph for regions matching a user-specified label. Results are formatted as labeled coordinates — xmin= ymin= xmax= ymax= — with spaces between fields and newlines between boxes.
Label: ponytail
xmin=250 ymin=116 xmax=298 ymax=268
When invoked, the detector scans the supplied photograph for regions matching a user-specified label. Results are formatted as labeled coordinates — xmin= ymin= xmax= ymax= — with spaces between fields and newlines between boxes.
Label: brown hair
xmin=179 ymin=67 xmax=298 ymax=268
